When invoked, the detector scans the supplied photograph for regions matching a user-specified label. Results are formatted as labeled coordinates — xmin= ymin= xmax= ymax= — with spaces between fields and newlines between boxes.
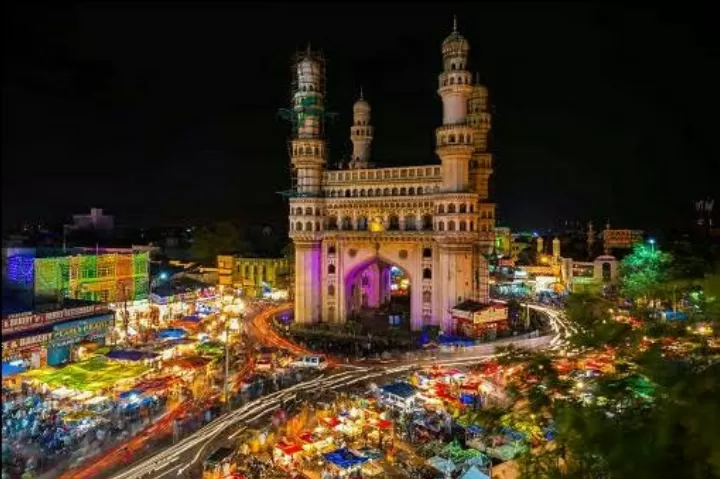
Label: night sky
xmin=3 ymin=3 xmax=717 ymax=232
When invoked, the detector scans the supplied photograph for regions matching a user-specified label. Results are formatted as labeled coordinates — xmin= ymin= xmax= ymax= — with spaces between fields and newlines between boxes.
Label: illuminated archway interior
xmin=345 ymin=258 xmax=411 ymax=323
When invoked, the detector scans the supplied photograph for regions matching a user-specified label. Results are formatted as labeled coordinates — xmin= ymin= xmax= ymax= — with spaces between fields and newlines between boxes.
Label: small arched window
xmin=391 ymin=188 xmax=399 ymax=196
xmin=423 ymin=268 xmax=432 ymax=279
xmin=423 ymin=248 xmax=432 ymax=258
xmin=328 ymin=245 xmax=336 ymax=254
xmin=352 ymin=189 xmax=359 ymax=197
xmin=417 ymin=187 xmax=423 ymax=195
xmin=328 ymin=264 xmax=336 ymax=274
xmin=357 ymin=216 xmax=368 ymax=231
xmin=470 ymin=221 xmax=475 ymax=231
xmin=328 ymin=285 xmax=335 ymax=296
xmin=438 ymin=204 xmax=445 ymax=214
xmin=459 ymin=221 xmax=467 ymax=231
xmin=360 ymin=189 xmax=366 ymax=197
xmin=459 ymin=204 xmax=467 ymax=213
xmin=345 ymin=189 xmax=351 ymax=198
xmin=438 ymin=222 xmax=445 ymax=231
xmin=400 ymin=187 xmax=407 ymax=195
xmin=305 ymin=221 xmax=313 ymax=231
xmin=383 ymin=188 xmax=390 ymax=196
xmin=408 ymin=187 xmax=415 ymax=195
xmin=305 ymin=207 xmax=313 ymax=215
xmin=448 ymin=221 xmax=456 ymax=231
xmin=422 ymin=215 xmax=433 ymax=230
xmin=295 ymin=222 xmax=303 ymax=231
xmin=448 ymin=204 xmax=456 ymax=213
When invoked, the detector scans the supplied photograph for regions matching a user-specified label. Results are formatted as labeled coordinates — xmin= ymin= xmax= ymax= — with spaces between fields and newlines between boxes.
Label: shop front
xmin=2 ymin=330 xmax=53 ymax=372
xmin=47 ymin=314 xmax=114 ymax=366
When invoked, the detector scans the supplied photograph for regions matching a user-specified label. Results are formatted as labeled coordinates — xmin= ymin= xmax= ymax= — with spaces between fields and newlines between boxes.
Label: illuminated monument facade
xmin=287 ymin=19 xmax=495 ymax=332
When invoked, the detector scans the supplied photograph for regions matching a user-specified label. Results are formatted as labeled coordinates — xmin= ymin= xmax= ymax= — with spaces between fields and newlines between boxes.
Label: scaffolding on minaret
xmin=277 ymin=46 xmax=338 ymax=199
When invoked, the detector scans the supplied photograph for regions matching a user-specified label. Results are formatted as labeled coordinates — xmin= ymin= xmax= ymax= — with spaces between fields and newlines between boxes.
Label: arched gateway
xmin=287 ymin=20 xmax=496 ymax=333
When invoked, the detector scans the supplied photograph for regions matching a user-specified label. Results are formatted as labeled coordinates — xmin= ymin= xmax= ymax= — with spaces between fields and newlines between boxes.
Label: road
xmin=105 ymin=301 xmax=569 ymax=479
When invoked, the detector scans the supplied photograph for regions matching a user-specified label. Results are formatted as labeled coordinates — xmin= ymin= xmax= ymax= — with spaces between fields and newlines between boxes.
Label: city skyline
xmin=3 ymin=3 xmax=717 ymax=231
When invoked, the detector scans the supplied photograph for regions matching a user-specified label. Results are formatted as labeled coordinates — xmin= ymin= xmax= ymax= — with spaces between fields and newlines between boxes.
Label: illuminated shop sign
xmin=2 ymin=332 xmax=53 ymax=353
xmin=2 ymin=304 xmax=111 ymax=335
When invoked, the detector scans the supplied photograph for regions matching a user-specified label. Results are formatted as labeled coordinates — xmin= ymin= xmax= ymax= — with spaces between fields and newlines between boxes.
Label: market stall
xmin=273 ymin=440 xmax=304 ymax=469
xmin=322 ymin=448 xmax=368 ymax=477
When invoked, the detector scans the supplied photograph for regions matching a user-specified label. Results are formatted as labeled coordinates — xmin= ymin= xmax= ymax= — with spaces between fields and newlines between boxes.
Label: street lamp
xmin=648 ymin=238 xmax=656 ymax=253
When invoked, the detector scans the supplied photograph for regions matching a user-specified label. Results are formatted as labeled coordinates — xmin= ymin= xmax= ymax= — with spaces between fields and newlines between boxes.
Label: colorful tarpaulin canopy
xmin=322 ymin=448 xmax=368 ymax=469
xmin=275 ymin=441 xmax=303 ymax=455
xmin=380 ymin=382 xmax=417 ymax=399
xmin=106 ymin=349 xmax=158 ymax=362
xmin=156 ymin=328 xmax=187 ymax=340
xmin=2 ymin=361 xmax=26 ymax=378
xmin=458 ymin=465 xmax=490 ymax=479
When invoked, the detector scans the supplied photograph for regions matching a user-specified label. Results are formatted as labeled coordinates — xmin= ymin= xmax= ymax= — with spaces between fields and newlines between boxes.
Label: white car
xmin=290 ymin=355 xmax=328 ymax=370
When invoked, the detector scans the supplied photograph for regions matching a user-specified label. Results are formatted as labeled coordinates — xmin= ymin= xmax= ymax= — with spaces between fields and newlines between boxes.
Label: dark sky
xmin=3 ymin=3 xmax=717 ymax=232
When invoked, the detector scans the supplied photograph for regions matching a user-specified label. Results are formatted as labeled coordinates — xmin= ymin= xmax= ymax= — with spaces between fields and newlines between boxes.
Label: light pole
xmin=648 ymin=238 xmax=656 ymax=254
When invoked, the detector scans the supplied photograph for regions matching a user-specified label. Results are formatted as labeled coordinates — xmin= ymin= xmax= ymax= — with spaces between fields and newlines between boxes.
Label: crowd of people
xmin=1 ymin=381 xmax=167 ymax=479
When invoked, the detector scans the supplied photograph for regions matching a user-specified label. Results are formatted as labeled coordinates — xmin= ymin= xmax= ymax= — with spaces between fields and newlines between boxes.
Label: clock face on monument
xmin=369 ymin=217 xmax=384 ymax=233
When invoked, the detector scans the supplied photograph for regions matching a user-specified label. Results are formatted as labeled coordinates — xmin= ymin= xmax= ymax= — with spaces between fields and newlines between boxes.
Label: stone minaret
xmin=436 ymin=15 xmax=474 ymax=193
xmin=349 ymin=87 xmax=374 ymax=169
xmin=289 ymin=46 xmax=326 ymax=324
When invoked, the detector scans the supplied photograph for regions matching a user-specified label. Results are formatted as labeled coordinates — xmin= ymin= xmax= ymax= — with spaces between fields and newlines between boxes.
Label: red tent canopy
xmin=324 ymin=417 xmax=341 ymax=427
xmin=275 ymin=441 xmax=303 ymax=455
xmin=372 ymin=419 xmax=393 ymax=430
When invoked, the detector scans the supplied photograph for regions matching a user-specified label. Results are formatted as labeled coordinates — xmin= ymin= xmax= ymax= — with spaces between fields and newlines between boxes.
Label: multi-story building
xmin=287 ymin=19 xmax=496 ymax=333
xmin=3 ymin=248 xmax=149 ymax=303
xmin=217 ymin=255 xmax=291 ymax=298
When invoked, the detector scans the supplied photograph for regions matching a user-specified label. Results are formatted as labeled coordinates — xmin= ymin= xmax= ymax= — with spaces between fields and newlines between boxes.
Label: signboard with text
xmin=2 ymin=304 xmax=111 ymax=335
xmin=604 ymin=229 xmax=643 ymax=249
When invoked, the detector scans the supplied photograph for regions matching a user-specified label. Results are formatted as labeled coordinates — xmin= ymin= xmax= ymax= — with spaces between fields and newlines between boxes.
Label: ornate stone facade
xmin=288 ymin=20 xmax=496 ymax=332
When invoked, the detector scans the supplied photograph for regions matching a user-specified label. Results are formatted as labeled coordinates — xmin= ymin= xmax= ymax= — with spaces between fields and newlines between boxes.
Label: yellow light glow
xmin=369 ymin=217 xmax=384 ymax=233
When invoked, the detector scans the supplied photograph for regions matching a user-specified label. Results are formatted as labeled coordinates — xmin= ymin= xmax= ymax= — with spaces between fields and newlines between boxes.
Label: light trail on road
xmin=107 ymin=301 xmax=566 ymax=479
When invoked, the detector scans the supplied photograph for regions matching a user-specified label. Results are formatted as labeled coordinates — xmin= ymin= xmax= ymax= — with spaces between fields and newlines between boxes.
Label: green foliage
xmin=190 ymin=221 xmax=250 ymax=263
xmin=620 ymin=243 xmax=673 ymax=302
xmin=565 ymin=293 xmax=635 ymax=348
xmin=512 ymin=307 xmax=720 ymax=479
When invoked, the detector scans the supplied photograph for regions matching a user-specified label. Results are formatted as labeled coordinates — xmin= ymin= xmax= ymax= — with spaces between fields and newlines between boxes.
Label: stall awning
xmin=324 ymin=416 xmax=341 ymax=427
xmin=372 ymin=419 xmax=393 ymax=430
xmin=156 ymin=328 xmax=187 ymax=340
xmin=1 ymin=361 xmax=27 ymax=378
xmin=322 ymin=448 xmax=368 ymax=469
xmin=275 ymin=441 xmax=303 ymax=455
xmin=379 ymin=382 xmax=417 ymax=400
xmin=459 ymin=465 xmax=490 ymax=479
xmin=106 ymin=349 xmax=158 ymax=362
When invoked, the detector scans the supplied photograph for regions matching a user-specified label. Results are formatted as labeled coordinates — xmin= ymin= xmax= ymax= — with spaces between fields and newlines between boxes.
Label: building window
xmin=328 ymin=264 xmax=336 ymax=274
xmin=328 ymin=245 xmax=336 ymax=254
xmin=423 ymin=248 xmax=432 ymax=258
xmin=328 ymin=285 xmax=335 ymax=296
xmin=423 ymin=268 xmax=432 ymax=279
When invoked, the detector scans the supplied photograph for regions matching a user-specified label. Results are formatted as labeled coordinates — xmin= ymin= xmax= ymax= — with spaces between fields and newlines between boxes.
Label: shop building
xmin=2 ymin=298 xmax=113 ymax=370
xmin=217 ymin=255 xmax=291 ymax=298
xmin=451 ymin=300 xmax=509 ymax=338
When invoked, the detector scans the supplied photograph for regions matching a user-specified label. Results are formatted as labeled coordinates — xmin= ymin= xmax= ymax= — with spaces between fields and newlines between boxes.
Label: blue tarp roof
xmin=322 ymin=448 xmax=368 ymax=469
xmin=156 ymin=328 xmax=187 ymax=339
xmin=438 ymin=335 xmax=475 ymax=346
xmin=380 ymin=382 xmax=417 ymax=399
xmin=106 ymin=349 xmax=158 ymax=361
xmin=2 ymin=361 xmax=27 ymax=378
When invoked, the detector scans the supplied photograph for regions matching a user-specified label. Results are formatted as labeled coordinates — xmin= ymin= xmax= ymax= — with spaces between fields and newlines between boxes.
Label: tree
xmin=619 ymin=243 xmax=673 ymax=306
xmin=190 ymin=221 xmax=250 ymax=263
xmin=565 ymin=292 xmax=635 ymax=349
